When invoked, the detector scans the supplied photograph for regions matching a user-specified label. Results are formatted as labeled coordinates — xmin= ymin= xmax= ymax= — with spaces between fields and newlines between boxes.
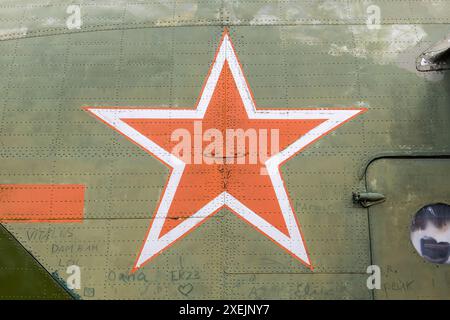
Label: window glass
xmin=410 ymin=203 xmax=450 ymax=264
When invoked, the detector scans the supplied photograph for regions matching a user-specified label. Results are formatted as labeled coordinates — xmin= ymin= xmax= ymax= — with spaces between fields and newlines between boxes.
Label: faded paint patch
xmin=42 ymin=16 xmax=63 ymax=27
xmin=346 ymin=25 xmax=427 ymax=64
xmin=317 ymin=0 xmax=349 ymax=20
xmin=283 ymin=23 xmax=427 ymax=68
xmin=249 ymin=5 xmax=279 ymax=25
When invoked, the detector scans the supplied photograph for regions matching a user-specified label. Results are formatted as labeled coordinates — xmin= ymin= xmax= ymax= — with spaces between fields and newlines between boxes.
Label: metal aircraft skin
xmin=0 ymin=0 xmax=450 ymax=300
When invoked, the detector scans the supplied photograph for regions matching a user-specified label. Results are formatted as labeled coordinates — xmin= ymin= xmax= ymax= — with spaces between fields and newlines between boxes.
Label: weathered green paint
xmin=0 ymin=225 xmax=72 ymax=299
xmin=0 ymin=0 xmax=449 ymax=299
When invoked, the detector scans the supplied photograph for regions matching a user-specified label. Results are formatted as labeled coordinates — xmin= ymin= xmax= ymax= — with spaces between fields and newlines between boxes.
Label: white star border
xmin=85 ymin=30 xmax=366 ymax=271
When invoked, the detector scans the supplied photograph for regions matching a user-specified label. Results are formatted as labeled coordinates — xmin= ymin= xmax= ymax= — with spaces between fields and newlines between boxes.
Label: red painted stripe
xmin=0 ymin=184 xmax=85 ymax=223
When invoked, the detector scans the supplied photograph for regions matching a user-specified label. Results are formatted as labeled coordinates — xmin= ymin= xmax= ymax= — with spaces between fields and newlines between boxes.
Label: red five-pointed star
xmin=85 ymin=30 xmax=366 ymax=272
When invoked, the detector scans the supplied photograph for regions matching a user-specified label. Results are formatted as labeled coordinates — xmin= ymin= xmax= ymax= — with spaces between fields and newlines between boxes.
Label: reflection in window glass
xmin=410 ymin=203 xmax=450 ymax=264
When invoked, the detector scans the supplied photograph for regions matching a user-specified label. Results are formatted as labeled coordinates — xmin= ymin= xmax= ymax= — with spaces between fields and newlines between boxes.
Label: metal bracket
xmin=353 ymin=192 xmax=385 ymax=208
xmin=416 ymin=35 xmax=450 ymax=72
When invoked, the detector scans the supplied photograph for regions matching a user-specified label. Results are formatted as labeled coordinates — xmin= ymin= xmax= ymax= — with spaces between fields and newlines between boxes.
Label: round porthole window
xmin=410 ymin=203 xmax=450 ymax=264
